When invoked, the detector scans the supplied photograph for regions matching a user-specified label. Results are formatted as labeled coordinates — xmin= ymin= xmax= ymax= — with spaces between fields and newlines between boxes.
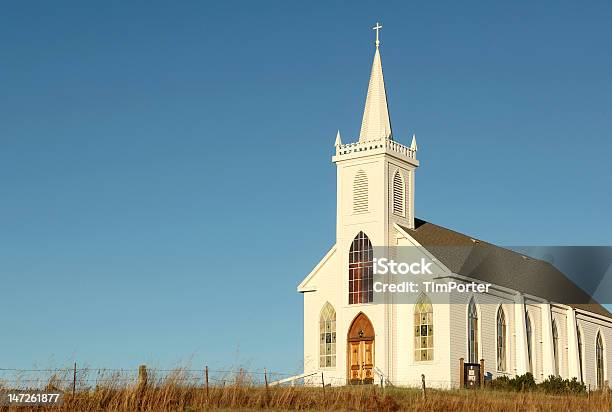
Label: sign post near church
xmin=463 ymin=363 xmax=481 ymax=389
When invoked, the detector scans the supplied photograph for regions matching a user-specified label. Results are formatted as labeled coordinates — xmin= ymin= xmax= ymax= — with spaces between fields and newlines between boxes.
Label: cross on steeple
xmin=360 ymin=21 xmax=392 ymax=142
xmin=373 ymin=22 xmax=382 ymax=48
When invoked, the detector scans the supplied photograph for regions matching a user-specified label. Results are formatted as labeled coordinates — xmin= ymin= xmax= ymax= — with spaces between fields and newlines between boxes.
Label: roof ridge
xmin=404 ymin=219 xmax=611 ymax=318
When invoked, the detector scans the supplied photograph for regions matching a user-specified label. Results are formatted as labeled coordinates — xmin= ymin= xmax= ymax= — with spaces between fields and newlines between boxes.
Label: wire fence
xmin=0 ymin=366 xmax=459 ymax=391
xmin=0 ymin=366 xmax=300 ymax=390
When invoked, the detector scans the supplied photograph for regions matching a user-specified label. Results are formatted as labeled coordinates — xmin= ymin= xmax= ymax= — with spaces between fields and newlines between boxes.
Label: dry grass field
xmin=45 ymin=386 xmax=610 ymax=411
xmin=1 ymin=368 xmax=609 ymax=411
xmin=2 ymin=374 xmax=610 ymax=412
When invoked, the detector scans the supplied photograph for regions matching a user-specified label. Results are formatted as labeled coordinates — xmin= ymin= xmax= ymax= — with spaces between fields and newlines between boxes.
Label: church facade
xmin=298 ymin=25 xmax=611 ymax=389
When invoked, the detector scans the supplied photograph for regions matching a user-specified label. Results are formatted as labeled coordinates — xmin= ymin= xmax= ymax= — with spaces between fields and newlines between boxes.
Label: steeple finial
xmin=373 ymin=22 xmax=382 ymax=48
xmin=359 ymin=22 xmax=392 ymax=142
xmin=411 ymin=134 xmax=418 ymax=151
xmin=335 ymin=130 xmax=342 ymax=147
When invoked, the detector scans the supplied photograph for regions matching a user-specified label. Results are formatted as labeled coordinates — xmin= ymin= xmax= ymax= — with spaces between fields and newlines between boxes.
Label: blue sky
xmin=1 ymin=1 xmax=611 ymax=374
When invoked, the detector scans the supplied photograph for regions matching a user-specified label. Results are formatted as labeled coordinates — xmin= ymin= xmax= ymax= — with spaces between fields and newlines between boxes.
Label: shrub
xmin=513 ymin=372 xmax=537 ymax=392
xmin=490 ymin=373 xmax=586 ymax=394
xmin=539 ymin=375 xmax=586 ymax=394
xmin=490 ymin=373 xmax=536 ymax=392
xmin=566 ymin=377 xmax=587 ymax=394
xmin=489 ymin=375 xmax=512 ymax=391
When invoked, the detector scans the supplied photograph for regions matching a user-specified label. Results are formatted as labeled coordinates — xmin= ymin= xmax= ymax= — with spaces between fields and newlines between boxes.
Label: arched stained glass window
xmin=497 ymin=307 xmax=507 ymax=372
xmin=414 ymin=294 xmax=433 ymax=361
xmin=526 ymin=313 xmax=533 ymax=373
xmin=596 ymin=332 xmax=605 ymax=389
xmin=468 ymin=299 xmax=479 ymax=363
xmin=348 ymin=231 xmax=373 ymax=304
xmin=319 ymin=302 xmax=336 ymax=367
xmin=552 ymin=319 xmax=560 ymax=376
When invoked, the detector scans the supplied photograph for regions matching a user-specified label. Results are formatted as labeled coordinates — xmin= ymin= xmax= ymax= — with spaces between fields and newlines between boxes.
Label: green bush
xmin=513 ymin=372 xmax=537 ymax=391
xmin=489 ymin=373 xmax=586 ymax=394
xmin=489 ymin=375 xmax=512 ymax=391
xmin=490 ymin=373 xmax=536 ymax=392
xmin=539 ymin=375 xmax=586 ymax=394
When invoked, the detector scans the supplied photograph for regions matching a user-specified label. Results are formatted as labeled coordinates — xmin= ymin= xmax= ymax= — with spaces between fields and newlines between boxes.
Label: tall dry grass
xmin=2 ymin=369 xmax=610 ymax=411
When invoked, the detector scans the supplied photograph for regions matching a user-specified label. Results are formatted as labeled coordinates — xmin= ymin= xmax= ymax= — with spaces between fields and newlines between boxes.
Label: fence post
xmin=459 ymin=358 xmax=464 ymax=389
xmin=321 ymin=372 xmax=325 ymax=399
xmin=421 ymin=374 xmax=426 ymax=400
xmin=72 ymin=362 xmax=76 ymax=396
xmin=479 ymin=359 xmax=485 ymax=389
xmin=264 ymin=368 xmax=270 ymax=406
xmin=138 ymin=365 xmax=148 ymax=389
xmin=205 ymin=365 xmax=209 ymax=403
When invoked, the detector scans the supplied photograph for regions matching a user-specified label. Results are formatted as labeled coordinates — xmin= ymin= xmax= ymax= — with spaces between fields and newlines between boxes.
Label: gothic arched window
xmin=552 ymin=319 xmax=560 ymax=376
xmin=526 ymin=313 xmax=533 ymax=373
xmin=596 ymin=332 xmax=605 ymax=389
xmin=577 ymin=326 xmax=583 ymax=383
xmin=319 ymin=302 xmax=336 ymax=368
xmin=392 ymin=170 xmax=405 ymax=216
xmin=414 ymin=294 xmax=433 ymax=361
xmin=348 ymin=231 xmax=373 ymax=304
xmin=496 ymin=307 xmax=507 ymax=372
xmin=468 ymin=299 xmax=479 ymax=363
xmin=353 ymin=170 xmax=368 ymax=213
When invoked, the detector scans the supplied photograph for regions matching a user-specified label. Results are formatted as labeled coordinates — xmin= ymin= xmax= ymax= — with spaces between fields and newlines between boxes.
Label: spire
xmin=410 ymin=134 xmax=418 ymax=151
xmin=335 ymin=130 xmax=342 ymax=147
xmin=359 ymin=22 xmax=392 ymax=142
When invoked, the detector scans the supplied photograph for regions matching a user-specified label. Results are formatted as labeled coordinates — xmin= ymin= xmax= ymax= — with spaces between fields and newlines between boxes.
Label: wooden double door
xmin=347 ymin=313 xmax=375 ymax=385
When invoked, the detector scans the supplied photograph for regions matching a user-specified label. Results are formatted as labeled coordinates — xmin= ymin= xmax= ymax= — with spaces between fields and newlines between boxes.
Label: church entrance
xmin=347 ymin=312 xmax=375 ymax=385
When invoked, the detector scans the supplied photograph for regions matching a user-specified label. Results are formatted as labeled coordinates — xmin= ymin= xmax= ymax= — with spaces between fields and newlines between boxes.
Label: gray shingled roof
xmin=401 ymin=219 xmax=611 ymax=319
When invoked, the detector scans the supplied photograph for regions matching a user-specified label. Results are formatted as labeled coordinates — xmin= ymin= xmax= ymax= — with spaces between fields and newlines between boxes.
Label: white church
xmin=297 ymin=24 xmax=611 ymax=389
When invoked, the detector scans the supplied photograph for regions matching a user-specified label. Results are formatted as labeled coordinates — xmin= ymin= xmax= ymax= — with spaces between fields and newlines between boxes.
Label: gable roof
xmin=400 ymin=219 xmax=611 ymax=319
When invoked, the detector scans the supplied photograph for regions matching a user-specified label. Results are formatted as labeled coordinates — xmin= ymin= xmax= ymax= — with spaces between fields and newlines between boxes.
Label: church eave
xmin=297 ymin=244 xmax=337 ymax=293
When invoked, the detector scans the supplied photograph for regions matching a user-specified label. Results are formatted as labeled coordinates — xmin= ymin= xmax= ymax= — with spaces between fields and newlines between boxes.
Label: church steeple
xmin=359 ymin=22 xmax=392 ymax=142
xmin=333 ymin=23 xmax=419 ymax=233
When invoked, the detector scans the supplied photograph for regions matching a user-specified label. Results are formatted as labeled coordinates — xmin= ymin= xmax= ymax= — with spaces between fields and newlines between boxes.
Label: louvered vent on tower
xmin=353 ymin=170 xmax=368 ymax=213
xmin=392 ymin=170 xmax=405 ymax=216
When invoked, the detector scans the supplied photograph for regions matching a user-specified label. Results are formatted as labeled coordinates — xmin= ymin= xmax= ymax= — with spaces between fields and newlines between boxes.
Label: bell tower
xmin=333 ymin=22 xmax=419 ymax=253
